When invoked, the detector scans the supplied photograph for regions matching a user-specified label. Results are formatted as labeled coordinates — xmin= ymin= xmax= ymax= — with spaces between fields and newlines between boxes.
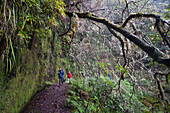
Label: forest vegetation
xmin=0 ymin=0 xmax=170 ymax=112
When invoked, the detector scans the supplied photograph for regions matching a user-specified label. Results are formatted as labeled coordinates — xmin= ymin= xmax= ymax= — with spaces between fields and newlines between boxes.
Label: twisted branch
xmin=122 ymin=13 xmax=170 ymax=28
xmin=65 ymin=11 xmax=170 ymax=67
xmin=154 ymin=72 xmax=170 ymax=101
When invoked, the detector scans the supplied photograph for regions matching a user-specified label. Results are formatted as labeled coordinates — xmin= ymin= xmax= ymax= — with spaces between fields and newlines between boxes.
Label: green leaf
xmin=45 ymin=81 xmax=53 ymax=85
xmin=107 ymin=63 xmax=111 ymax=66
xmin=99 ymin=63 xmax=105 ymax=69
xmin=106 ymin=79 xmax=114 ymax=87
xmin=9 ymin=38 xmax=16 ymax=63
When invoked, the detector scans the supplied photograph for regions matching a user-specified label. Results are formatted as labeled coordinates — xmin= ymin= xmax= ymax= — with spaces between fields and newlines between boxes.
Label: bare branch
xmin=139 ymin=0 xmax=149 ymax=12
xmin=121 ymin=0 xmax=141 ymax=22
xmin=59 ymin=17 xmax=72 ymax=37
xmin=65 ymin=0 xmax=83 ymax=11
xmin=122 ymin=13 xmax=170 ymax=28
xmin=65 ymin=11 xmax=170 ymax=67
xmin=155 ymin=19 xmax=170 ymax=48
xmin=90 ymin=8 xmax=105 ymax=13
xmin=154 ymin=72 xmax=170 ymax=102
xmin=107 ymin=27 xmax=127 ymax=68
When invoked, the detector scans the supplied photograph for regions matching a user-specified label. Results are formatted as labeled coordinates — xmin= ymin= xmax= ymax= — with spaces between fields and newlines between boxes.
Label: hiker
xmin=67 ymin=71 xmax=72 ymax=83
xmin=58 ymin=68 xmax=64 ymax=87
xmin=108 ymin=73 xmax=111 ymax=80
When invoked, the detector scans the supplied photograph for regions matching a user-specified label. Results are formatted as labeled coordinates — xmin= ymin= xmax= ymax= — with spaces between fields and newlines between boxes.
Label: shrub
xmin=67 ymin=76 xmax=147 ymax=112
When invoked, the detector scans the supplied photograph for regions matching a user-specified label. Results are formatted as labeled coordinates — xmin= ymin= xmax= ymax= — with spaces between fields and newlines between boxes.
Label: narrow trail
xmin=23 ymin=83 xmax=71 ymax=113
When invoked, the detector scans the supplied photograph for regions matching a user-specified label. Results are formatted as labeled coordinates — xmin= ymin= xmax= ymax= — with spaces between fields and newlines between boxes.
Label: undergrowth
xmin=67 ymin=76 xmax=148 ymax=113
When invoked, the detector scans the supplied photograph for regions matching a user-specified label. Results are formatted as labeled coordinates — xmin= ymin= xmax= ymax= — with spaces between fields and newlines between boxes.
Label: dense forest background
xmin=0 ymin=0 xmax=169 ymax=112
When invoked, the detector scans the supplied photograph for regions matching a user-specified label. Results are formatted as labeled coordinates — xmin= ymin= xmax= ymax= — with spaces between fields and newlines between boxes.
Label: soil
xmin=22 ymin=83 xmax=71 ymax=113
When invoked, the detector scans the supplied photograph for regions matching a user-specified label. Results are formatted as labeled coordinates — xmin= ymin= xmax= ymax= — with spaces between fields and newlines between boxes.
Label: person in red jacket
xmin=68 ymin=71 xmax=72 ymax=83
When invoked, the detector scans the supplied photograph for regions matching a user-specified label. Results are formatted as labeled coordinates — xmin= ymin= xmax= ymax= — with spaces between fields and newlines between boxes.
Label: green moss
xmin=136 ymin=12 xmax=143 ymax=14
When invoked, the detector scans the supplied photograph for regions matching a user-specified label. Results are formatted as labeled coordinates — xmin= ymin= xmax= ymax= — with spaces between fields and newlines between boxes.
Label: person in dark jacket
xmin=108 ymin=73 xmax=111 ymax=80
xmin=58 ymin=68 xmax=64 ymax=87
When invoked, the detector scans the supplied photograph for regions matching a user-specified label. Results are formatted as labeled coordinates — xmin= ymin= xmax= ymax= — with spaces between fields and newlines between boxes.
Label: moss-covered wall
xmin=0 ymin=0 xmax=75 ymax=112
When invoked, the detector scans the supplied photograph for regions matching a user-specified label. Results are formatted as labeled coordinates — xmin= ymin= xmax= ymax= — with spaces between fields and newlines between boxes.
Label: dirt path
xmin=22 ymin=83 xmax=71 ymax=113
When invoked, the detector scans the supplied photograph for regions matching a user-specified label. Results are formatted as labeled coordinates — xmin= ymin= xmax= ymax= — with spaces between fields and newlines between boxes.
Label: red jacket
xmin=68 ymin=72 xmax=72 ymax=78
